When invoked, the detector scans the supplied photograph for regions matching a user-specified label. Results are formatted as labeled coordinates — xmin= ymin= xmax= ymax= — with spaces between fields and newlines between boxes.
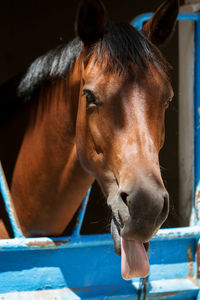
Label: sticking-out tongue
xmin=121 ymin=237 xmax=150 ymax=280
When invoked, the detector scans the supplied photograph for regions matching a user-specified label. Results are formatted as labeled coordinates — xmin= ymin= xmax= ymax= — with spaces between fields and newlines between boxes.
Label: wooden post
xmin=179 ymin=3 xmax=200 ymax=225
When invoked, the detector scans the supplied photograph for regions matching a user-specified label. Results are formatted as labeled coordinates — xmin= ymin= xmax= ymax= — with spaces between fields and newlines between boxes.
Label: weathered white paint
xmin=179 ymin=3 xmax=200 ymax=226
xmin=0 ymin=288 xmax=80 ymax=300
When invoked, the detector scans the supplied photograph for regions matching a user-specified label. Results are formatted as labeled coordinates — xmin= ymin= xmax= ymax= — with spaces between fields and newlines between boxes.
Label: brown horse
xmin=0 ymin=0 xmax=179 ymax=280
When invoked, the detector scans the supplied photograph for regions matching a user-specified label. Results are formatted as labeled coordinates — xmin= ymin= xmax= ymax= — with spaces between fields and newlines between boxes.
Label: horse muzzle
xmin=109 ymin=181 xmax=169 ymax=280
xmin=112 ymin=182 xmax=169 ymax=240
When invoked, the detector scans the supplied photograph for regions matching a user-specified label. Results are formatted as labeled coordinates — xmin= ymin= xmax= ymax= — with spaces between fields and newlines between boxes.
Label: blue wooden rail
xmin=0 ymin=12 xmax=200 ymax=299
xmin=0 ymin=162 xmax=24 ymax=238
xmin=132 ymin=13 xmax=199 ymax=30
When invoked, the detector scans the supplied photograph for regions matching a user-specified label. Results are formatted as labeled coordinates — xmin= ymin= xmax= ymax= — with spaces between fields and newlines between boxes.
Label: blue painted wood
xmin=0 ymin=232 xmax=198 ymax=298
xmin=131 ymin=13 xmax=199 ymax=30
xmin=0 ymin=226 xmax=199 ymax=298
xmin=0 ymin=162 xmax=24 ymax=238
xmin=0 ymin=226 xmax=198 ymax=251
xmin=71 ymin=187 xmax=91 ymax=237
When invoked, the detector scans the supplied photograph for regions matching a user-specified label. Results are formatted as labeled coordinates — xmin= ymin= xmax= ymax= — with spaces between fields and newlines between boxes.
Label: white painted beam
xmin=179 ymin=4 xmax=200 ymax=225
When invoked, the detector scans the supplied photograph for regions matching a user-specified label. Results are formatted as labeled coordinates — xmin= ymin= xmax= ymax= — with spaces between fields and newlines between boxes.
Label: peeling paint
xmin=26 ymin=239 xmax=70 ymax=248
xmin=54 ymin=239 xmax=71 ymax=246
xmin=75 ymin=220 xmax=80 ymax=226
xmin=0 ymin=288 xmax=81 ymax=299
xmin=195 ymin=190 xmax=200 ymax=221
xmin=187 ymin=246 xmax=193 ymax=277
xmin=190 ymin=277 xmax=200 ymax=287
xmin=153 ymin=291 xmax=188 ymax=298
xmin=196 ymin=243 xmax=200 ymax=278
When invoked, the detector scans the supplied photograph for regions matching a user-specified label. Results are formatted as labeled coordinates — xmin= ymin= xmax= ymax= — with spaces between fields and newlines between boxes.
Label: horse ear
xmin=142 ymin=0 xmax=179 ymax=46
xmin=75 ymin=0 xmax=106 ymax=45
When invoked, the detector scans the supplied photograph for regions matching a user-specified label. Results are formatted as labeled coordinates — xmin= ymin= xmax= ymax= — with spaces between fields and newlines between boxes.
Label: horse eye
xmin=165 ymin=98 xmax=173 ymax=108
xmin=83 ymin=89 xmax=99 ymax=106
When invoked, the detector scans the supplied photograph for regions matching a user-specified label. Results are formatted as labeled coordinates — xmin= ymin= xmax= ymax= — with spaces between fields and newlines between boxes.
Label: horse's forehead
xmin=83 ymin=63 xmax=123 ymax=85
xmin=83 ymin=62 xmax=172 ymax=100
xmin=136 ymin=67 xmax=173 ymax=99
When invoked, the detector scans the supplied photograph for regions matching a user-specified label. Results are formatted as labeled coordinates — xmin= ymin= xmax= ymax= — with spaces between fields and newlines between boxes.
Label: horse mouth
xmin=111 ymin=214 xmax=150 ymax=280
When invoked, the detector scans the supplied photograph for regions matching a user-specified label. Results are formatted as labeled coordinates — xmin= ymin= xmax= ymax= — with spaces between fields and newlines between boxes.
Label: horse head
xmin=75 ymin=0 xmax=179 ymax=279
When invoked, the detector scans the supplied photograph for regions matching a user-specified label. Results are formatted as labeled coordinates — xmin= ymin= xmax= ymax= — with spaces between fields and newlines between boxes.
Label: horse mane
xmin=0 ymin=21 xmax=169 ymax=111
xmin=17 ymin=37 xmax=82 ymax=100
xmin=0 ymin=38 xmax=81 ymax=120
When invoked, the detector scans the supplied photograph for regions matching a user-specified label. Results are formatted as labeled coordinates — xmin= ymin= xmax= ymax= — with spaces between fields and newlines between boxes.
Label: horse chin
xmin=111 ymin=217 xmax=150 ymax=279
xmin=111 ymin=218 xmax=121 ymax=256
xmin=110 ymin=218 xmax=150 ymax=256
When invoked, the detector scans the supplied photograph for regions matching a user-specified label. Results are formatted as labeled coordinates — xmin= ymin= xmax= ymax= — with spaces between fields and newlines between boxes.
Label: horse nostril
xmin=160 ymin=194 xmax=169 ymax=220
xmin=120 ymin=192 xmax=128 ymax=206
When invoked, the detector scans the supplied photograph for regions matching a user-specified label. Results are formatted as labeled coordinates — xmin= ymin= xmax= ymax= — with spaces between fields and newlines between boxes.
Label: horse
xmin=0 ymin=0 xmax=179 ymax=280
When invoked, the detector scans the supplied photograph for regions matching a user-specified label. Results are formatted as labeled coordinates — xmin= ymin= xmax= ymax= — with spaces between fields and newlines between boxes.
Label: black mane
xmin=17 ymin=37 xmax=82 ymax=100
xmin=1 ymin=22 xmax=169 ymax=108
xmin=0 ymin=38 xmax=81 ymax=119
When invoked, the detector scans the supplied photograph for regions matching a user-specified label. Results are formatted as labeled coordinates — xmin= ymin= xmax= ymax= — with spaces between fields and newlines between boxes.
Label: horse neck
xmin=10 ymin=55 xmax=94 ymax=237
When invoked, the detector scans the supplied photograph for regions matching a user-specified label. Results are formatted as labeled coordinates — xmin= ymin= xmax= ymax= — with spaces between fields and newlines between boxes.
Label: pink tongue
xmin=121 ymin=237 xmax=150 ymax=280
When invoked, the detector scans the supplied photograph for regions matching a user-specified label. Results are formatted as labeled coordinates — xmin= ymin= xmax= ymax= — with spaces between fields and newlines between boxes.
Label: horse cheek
xmin=76 ymin=103 xmax=92 ymax=174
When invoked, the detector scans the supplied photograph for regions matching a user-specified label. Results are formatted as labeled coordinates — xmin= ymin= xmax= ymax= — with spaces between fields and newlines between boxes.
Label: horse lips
xmin=121 ymin=237 xmax=150 ymax=280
